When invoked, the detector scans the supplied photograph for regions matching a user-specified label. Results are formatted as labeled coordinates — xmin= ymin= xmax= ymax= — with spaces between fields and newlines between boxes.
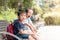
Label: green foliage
xmin=19 ymin=0 xmax=34 ymax=10
xmin=0 ymin=8 xmax=17 ymax=23
xmin=33 ymin=4 xmax=43 ymax=15
xmin=54 ymin=17 xmax=60 ymax=25
xmin=44 ymin=16 xmax=55 ymax=25
xmin=0 ymin=0 xmax=34 ymax=9
xmin=0 ymin=0 xmax=44 ymax=23
xmin=44 ymin=15 xmax=60 ymax=25
xmin=0 ymin=0 xmax=34 ymax=23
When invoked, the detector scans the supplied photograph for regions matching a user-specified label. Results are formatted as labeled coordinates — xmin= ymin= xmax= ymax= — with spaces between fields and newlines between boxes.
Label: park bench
xmin=0 ymin=20 xmax=28 ymax=40
xmin=0 ymin=20 xmax=9 ymax=40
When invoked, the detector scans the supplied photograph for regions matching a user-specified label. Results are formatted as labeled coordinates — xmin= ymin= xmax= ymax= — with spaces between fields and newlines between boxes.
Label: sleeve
xmin=28 ymin=18 xmax=35 ymax=27
xmin=28 ymin=18 xmax=34 ymax=25
xmin=28 ymin=18 xmax=33 ymax=24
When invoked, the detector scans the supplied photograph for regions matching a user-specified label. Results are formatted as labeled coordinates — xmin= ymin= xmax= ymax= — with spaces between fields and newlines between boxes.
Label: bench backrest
xmin=0 ymin=20 xmax=9 ymax=32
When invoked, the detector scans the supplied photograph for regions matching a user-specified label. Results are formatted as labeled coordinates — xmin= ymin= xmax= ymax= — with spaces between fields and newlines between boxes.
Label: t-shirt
xmin=14 ymin=18 xmax=35 ymax=33
xmin=27 ymin=18 xmax=35 ymax=27
xmin=28 ymin=18 xmax=34 ymax=25
xmin=13 ymin=21 xmax=29 ymax=39
xmin=22 ymin=18 xmax=32 ymax=33
xmin=22 ymin=18 xmax=34 ymax=25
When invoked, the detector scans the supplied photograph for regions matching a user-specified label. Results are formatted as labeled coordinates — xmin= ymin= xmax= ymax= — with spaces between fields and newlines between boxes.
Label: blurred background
xmin=0 ymin=0 xmax=60 ymax=25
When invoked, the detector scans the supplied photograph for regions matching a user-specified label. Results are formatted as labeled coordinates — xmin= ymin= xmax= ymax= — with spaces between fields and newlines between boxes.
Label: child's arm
xmin=24 ymin=23 xmax=37 ymax=34
xmin=19 ymin=29 xmax=34 ymax=35
xmin=30 ymin=24 xmax=37 ymax=32
xmin=28 ymin=18 xmax=37 ymax=32
xmin=14 ymin=22 xmax=34 ymax=35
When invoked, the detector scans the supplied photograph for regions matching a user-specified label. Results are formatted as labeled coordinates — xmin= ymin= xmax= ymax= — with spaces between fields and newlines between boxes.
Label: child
xmin=13 ymin=10 xmax=39 ymax=40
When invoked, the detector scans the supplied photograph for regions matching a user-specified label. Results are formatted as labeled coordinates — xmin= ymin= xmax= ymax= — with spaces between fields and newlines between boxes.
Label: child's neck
xmin=18 ymin=19 xmax=23 ymax=22
xmin=19 ymin=20 xmax=23 ymax=22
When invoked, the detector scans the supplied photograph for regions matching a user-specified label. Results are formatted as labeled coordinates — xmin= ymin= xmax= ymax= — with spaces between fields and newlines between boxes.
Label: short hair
xmin=25 ymin=8 xmax=33 ymax=13
xmin=17 ymin=10 xmax=26 ymax=16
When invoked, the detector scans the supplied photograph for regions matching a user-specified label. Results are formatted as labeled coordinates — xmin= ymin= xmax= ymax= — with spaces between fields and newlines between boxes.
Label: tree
xmin=19 ymin=0 xmax=34 ymax=10
xmin=0 ymin=0 xmax=34 ymax=23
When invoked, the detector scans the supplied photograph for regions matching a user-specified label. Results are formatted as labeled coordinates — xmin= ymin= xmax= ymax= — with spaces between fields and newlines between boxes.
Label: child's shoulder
xmin=14 ymin=20 xmax=23 ymax=25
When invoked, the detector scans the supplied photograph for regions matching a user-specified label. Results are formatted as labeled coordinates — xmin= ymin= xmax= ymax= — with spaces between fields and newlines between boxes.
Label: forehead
xmin=28 ymin=9 xmax=33 ymax=12
xmin=19 ymin=13 xmax=26 ymax=15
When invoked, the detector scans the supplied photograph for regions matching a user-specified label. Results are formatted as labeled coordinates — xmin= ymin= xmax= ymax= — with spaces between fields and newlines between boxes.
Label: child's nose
xmin=23 ymin=17 xmax=26 ymax=19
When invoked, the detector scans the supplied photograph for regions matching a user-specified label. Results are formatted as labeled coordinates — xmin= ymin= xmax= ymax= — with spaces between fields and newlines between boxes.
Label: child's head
xmin=17 ymin=10 xmax=26 ymax=21
xmin=26 ymin=8 xmax=33 ymax=18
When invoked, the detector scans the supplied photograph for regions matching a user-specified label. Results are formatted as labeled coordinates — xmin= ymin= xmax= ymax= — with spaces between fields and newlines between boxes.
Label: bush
xmin=0 ymin=8 xmax=17 ymax=23
xmin=44 ymin=16 xmax=55 ymax=25
xmin=33 ymin=4 xmax=43 ymax=15
xmin=44 ymin=12 xmax=60 ymax=25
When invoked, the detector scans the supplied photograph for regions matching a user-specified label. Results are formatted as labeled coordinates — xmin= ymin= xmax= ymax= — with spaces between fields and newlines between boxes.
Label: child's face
xmin=27 ymin=10 xmax=33 ymax=18
xmin=18 ymin=13 xmax=26 ymax=21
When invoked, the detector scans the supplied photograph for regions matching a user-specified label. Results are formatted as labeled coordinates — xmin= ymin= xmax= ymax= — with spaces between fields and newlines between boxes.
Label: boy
xmin=13 ymin=10 xmax=39 ymax=40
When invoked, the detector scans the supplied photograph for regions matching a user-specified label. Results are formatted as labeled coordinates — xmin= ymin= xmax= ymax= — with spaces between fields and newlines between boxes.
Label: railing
xmin=0 ymin=20 xmax=28 ymax=40
xmin=0 ymin=32 xmax=21 ymax=40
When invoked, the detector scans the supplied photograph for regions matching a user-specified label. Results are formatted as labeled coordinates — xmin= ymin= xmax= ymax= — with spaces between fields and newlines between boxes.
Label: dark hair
xmin=17 ymin=10 xmax=26 ymax=16
xmin=25 ymin=8 xmax=33 ymax=13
